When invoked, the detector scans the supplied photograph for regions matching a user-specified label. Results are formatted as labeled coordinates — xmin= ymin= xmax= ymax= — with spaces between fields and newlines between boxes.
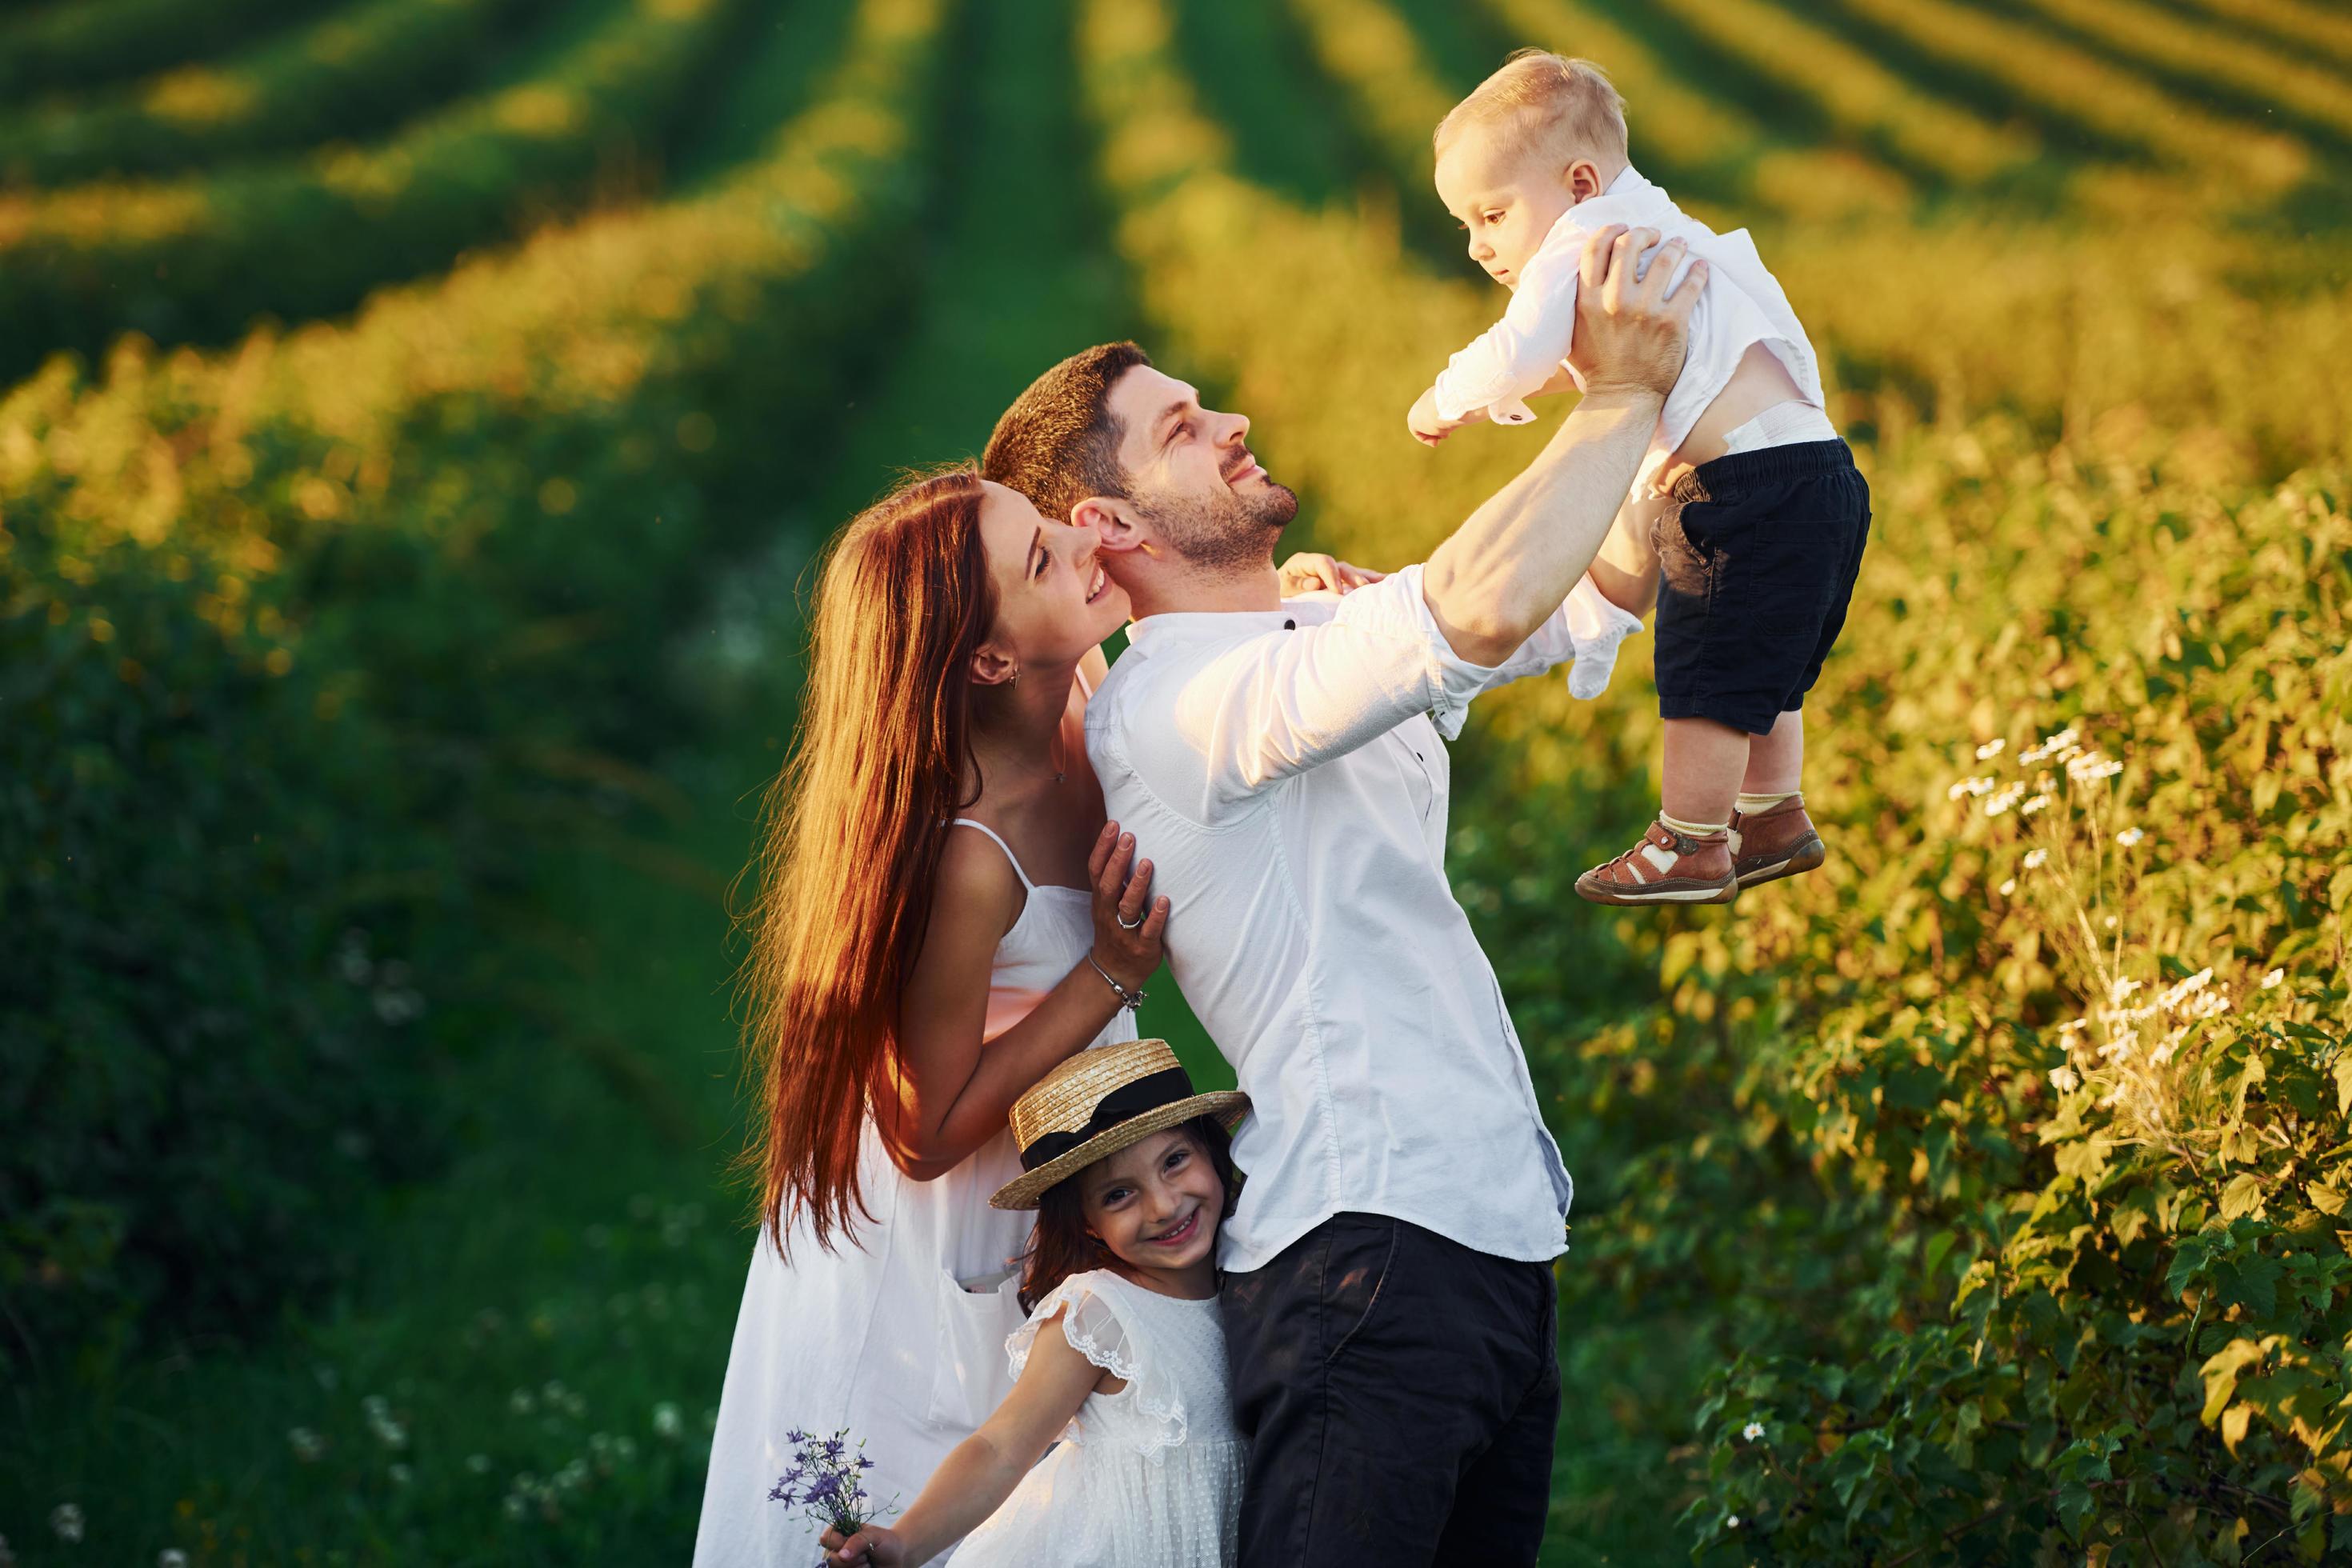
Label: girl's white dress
xmin=693 ymin=780 xmax=1131 ymax=1567
xmin=953 ymin=1269 xmax=1244 ymax=1568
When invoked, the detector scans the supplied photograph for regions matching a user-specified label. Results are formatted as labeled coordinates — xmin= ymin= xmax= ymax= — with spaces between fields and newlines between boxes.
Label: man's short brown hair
xmin=982 ymin=342 xmax=1152 ymax=525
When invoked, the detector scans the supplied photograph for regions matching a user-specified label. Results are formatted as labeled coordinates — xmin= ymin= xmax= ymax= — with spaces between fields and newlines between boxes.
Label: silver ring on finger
xmin=1117 ymin=908 xmax=1147 ymax=930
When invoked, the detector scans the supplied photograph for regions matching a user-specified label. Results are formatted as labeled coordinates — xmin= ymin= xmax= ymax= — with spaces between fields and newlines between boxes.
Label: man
xmin=981 ymin=226 xmax=1698 ymax=1565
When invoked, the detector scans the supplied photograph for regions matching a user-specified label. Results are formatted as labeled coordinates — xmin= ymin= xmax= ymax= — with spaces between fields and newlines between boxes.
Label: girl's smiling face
xmin=1078 ymin=1126 xmax=1226 ymax=1278
xmin=1434 ymin=122 xmax=1603 ymax=289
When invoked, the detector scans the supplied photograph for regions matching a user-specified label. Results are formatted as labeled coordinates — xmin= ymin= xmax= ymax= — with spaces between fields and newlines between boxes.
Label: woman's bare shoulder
xmin=932 ymin=820 xmax=1026 ymax=933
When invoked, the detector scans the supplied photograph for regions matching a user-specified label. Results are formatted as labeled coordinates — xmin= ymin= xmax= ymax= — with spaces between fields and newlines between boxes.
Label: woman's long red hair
xmin=739 ymin=466 xmax=998 ymax=1254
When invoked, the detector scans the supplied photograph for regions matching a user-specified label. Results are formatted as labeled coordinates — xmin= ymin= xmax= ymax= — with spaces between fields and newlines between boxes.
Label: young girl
xmin=822 ymin=1038 xmax=1249 ymax=1568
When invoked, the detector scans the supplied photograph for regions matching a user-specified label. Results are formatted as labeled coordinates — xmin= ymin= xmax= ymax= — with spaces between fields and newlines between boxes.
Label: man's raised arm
xmin=1421 ymin=225 xmax=1700 ymax=666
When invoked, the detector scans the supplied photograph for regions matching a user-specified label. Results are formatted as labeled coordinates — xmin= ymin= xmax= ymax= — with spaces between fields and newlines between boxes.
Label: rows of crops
xmin=0 ymin=0 xmax=567 ymax=186
xmin=6 ymin=0 xmax=950 ymax=1407
xmin=5 ymin=0 xmax=2346 ymax=1558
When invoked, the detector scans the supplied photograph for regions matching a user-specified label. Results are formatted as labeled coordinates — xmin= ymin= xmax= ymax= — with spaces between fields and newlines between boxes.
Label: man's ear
xmin=1074 ymin=496 xmax=1143 ymax=555
xmin=969 ymin=641 xmax=1018 ymax=688
xmin=1566 ymin=157 xmax=1604 ymax=203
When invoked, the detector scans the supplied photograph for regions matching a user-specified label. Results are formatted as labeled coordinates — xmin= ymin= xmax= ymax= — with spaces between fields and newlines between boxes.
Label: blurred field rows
xmin=4 ymin=0 xmax=2348 ymax=1558
xmin=0 ymin=0 xmax=568 ymax=187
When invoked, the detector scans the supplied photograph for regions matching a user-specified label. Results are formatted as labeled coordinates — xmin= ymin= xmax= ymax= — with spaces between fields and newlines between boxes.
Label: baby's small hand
xmin=1408 ymin=387 xmax=1466 ymax=446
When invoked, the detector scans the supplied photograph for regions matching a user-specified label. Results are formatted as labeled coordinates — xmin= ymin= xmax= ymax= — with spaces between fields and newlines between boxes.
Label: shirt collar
xmin=1123 ymin=602 xmax=1318 ymax=656
xmin=1606 ymin=162 xmax=1654 ymax=200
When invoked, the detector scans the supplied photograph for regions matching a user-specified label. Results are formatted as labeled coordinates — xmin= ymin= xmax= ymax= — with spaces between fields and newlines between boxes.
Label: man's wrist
xmin=1563 ymin=385 xmax=1665 ymax=413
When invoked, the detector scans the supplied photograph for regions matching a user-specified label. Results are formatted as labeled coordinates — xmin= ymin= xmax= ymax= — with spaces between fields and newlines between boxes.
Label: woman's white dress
xmin=692 ymin=816 xmax=1132 ymax=1568
xmin=954 ymin=1268 xmax=1244 ymax=1568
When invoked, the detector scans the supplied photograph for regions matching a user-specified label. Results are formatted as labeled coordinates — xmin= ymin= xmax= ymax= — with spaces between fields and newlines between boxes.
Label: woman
xmin=692 ymin=465 xmax=1369 ymax=1566
xmin=692 ymin=466 xmax=1164 ymax=1567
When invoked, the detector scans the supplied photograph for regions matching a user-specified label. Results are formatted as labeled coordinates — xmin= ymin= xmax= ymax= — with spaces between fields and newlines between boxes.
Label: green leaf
xmin=2167 ymin=1230 xmax=2216 ymax=1298
xmin=2057 ymin=1478 xmax=2096 ymax=1538
xmin=2221 ymin=1253 xmax=2282 ymax=1317
xmin=2200 ymin=1338 xmax=2266 ymax=1424
xmin=2219 ymin=1173 xmax=2266 ymax=1221
xmin=2219 ymin=1402 xmax=2252 ymax=1454
xmin=2055 ymin=1136 xmax=2112 ymax=1182
xmin=1924 ymin=1228 xmax=1957 ymax=1281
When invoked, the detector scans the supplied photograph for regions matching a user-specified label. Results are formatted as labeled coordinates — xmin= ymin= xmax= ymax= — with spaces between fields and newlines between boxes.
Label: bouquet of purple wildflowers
xmin=770 ymin=1427 xmax=894 ymax=1550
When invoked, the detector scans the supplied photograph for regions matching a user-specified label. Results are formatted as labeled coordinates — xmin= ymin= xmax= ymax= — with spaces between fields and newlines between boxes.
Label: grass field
xmin=4 ymin=0 xmax=2346 ymax=1561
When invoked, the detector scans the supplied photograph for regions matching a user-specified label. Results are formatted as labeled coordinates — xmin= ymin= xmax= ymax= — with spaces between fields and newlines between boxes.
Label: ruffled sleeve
xmin=1005 ymin=1271 xmax=1188 ymax=1459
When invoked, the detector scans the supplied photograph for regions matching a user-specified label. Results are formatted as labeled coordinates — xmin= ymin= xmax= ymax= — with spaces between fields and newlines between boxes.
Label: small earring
xmin=1008 ymin=666 xmax=1020 ymax=685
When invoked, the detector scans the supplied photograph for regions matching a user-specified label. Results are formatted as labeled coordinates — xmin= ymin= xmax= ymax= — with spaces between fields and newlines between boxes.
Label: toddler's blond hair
xmin=1434 ymin=50 xmax=1627 ymax=170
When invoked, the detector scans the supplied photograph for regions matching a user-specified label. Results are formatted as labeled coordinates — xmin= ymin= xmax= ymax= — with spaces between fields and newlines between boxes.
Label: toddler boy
xmin=1409 ymin=51 xmax=1871 ymax=905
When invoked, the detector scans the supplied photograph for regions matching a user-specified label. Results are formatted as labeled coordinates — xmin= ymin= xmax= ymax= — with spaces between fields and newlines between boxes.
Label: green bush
xmin=1662 ymin=443 xmax=2352 ymax=1561
xmin=0 ymin=0 xmax=565 ymax=188
xmin=0 ymin=0 xmax=758 ymax=384
xmin=0 ymin=0 xmax=951 ymax=1370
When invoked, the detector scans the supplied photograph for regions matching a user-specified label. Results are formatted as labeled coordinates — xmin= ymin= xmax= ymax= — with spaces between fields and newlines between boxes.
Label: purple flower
xmin=768 ymin=1426 xmax=897 ymax=1539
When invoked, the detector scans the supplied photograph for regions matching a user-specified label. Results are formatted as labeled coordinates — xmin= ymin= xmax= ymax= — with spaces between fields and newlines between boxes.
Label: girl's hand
xmin=820 ymin=1522 xmax=909 ymax=1566
xmin=1087 ymin=822 xmax=1168 ymax=994
xmin=1277 ymin=552 xmax=1386 ymax=598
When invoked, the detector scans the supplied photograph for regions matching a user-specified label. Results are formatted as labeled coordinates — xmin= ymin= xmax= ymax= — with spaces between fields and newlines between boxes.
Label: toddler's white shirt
xmin=1431 ymin=165 xmax=1828 ymax=495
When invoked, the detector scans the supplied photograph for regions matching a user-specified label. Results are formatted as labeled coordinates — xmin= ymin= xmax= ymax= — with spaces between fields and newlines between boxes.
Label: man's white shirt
xmin=1084 ymin=566 xmax=1641 ymax=1273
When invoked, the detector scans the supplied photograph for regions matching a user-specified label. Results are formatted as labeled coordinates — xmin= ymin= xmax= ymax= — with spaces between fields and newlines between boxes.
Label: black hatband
xmin=1018 ymin=1066 xmax=1196 ymax=1171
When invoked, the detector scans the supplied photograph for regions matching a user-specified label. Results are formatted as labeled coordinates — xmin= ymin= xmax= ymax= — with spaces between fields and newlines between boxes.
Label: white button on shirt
xmin=1084 ymin=567 xmax=1642 ymax=1273
xmin=1432 ymin=165 xmax=1830 ymax=497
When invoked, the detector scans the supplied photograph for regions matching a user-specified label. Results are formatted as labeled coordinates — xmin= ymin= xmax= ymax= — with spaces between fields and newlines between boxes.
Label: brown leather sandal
xmin=1575 ymin=819 xmax=1739 ymax=906
xmin=1730 ymin=795 xmax=1826 ymax=887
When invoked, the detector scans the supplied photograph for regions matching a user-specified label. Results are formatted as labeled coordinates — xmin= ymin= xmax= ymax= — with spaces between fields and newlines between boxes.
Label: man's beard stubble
xmin=1132 ymin=474 xmax=1301 ymax=576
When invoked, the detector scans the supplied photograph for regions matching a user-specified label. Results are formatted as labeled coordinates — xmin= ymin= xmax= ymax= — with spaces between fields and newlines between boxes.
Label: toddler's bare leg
xmin=1575 ymin=716 xmax=1750 ymax=904
xmin=1729 ymin=710 xmax=1825 ymax=887
xmin=1661 ymin=716 xmax=1751 ymax=827
xmin=1740 ymin=709 xmax=1805 ymax=797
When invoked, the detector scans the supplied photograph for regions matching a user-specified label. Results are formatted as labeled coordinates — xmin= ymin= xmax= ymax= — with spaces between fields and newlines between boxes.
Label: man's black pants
xmin=1219 ymin=1214 xmax=1561 ymax=1566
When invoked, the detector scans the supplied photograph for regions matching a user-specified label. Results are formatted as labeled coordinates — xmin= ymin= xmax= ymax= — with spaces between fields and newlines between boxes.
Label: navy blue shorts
xmin=1651 ymin=438 xmax=1871 ymax=737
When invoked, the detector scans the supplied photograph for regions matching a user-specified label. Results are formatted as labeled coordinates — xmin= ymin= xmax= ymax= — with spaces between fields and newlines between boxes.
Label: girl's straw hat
xmin=990 ymin=1038 xmax=1248 ymax=1210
